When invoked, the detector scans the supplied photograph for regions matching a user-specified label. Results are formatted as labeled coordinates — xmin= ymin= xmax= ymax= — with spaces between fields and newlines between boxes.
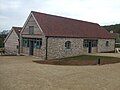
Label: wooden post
xmin=98 ymin=58 xmax=101 ymax=65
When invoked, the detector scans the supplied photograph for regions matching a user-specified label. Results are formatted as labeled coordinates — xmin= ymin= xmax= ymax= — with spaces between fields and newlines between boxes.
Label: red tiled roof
xmin=110 ymin=33 xmax=119 ymax=39
xmin=4 ymin=27 xmax=22 ymax=43
xmin=32 ymin=11 xmax=113 ymax=39
xmin=13 ymin=27 xmax=22 ymax=36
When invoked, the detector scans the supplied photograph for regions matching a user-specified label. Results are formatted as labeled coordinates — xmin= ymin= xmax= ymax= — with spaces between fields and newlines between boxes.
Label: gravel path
xmin=0 ymin=56 xmax=120 ymax=90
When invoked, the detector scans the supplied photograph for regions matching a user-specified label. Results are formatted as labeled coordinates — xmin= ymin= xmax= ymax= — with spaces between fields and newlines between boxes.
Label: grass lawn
xmin=34 ymin=55 xmax=120 ymax=66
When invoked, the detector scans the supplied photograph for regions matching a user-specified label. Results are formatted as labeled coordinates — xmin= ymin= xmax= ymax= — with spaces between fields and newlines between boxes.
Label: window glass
xmin=83 ymin=39 xmax=98 ymax=47
xmin=16 ymin=45 xmax=19 ymax=49
xmin=35 ymin=38 xmax=42 ymax=49
xmin=23 ymin=39 xmax=27 ymax=47
xmin=22 ymin=38 xmax=29 ymax=47
xmin=36 ymin=40 xmax=40 ymax=49
xmin=27 ymin=39 xmax=29 ymax=47
xmin=92 ymin=40 xmax=98 ymax=47
xmin=106 ymin=41 xmax=109 ymax=46
xmin=65 ymin=41 xmax=71 ymax=49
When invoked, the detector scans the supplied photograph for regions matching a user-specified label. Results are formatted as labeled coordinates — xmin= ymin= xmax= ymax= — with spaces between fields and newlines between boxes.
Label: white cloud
xmin=0 ymin=0 xmax=21 ymax=11
xmin=39 ymin=0 xmax=120 ymax=25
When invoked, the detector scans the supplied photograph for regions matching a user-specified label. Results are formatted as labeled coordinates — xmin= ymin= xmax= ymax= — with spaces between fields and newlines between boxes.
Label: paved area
xmin=0 ymin=56 xmax=120 ymax=90
xmin=88 ymin=53 xmax=120 ymax=58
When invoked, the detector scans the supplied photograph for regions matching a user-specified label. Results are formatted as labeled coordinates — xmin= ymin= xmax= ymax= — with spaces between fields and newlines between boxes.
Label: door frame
xmin=88 ymin=41 xmax=92 ymax=53
xmin=29 ymin=40 xmax=34 ymax=55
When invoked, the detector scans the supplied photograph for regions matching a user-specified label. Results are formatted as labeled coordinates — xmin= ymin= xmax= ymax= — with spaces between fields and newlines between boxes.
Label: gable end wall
xmin=20 ymin=14 xmax=46 ymax=60
xmin=98 ymin=39 xmax=115 ymax=52
xmin=5 ymin=30 xmax=19 ymax=54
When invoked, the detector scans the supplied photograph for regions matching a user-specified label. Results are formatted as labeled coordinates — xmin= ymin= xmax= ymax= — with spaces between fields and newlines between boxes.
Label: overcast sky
xmin=0 ymin=0 xmax=120 ymax=31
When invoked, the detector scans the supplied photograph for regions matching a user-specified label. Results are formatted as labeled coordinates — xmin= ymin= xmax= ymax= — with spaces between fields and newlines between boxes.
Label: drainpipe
xmin=45 ymin=37 xmax=48 ymax=60
xmin=18 ymin=34 xmax=20 ymax=55
xmin=114 ymin=38 xmax=116 ymax=52
xmin=19 ymin=33 xmax=22 ymax=55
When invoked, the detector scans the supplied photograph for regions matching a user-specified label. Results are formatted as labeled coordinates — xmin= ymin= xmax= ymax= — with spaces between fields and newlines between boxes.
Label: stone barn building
xmin=4 ymin=27 xmax=22 ymax=55
xmin=20 ymin=11 xmax=115 ymax=60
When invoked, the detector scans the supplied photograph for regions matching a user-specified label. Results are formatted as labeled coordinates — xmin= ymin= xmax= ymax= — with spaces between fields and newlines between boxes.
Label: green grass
xmin=0 ymin=38 xmax=4 ymax=48
xmin=34 ymin=55 xmax=120 ymax=65
xmin=60 ymin=55 xmax=120 ymax=61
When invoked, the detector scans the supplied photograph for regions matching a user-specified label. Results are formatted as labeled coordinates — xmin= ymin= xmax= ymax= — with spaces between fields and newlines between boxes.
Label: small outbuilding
xmin=4 ymin=27 xmax=22 ymax=55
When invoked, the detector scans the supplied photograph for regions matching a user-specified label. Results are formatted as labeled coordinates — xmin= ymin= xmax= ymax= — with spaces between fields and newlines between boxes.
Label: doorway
xmin=88 ymin=42 xmax=92 ymax=53
xmin=29 ymin=40 xmax=34 ymax=55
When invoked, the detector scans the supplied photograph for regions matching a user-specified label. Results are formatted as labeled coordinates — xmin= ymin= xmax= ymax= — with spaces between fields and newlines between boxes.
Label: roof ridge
xmin=31 ymin=11 xmax=99 ymax=25
xmin=12 ymin=26 xmax=22 ymax=29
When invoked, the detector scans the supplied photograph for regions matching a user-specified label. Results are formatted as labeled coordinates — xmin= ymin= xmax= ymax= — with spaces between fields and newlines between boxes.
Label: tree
xmin=103 ymin=24 xmax=120 ymax=34
xmin=0 ymin=30 xmax=9 ymax=48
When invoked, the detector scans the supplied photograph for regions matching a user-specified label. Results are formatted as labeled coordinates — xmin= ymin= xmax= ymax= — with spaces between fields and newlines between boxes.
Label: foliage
xmin=0 ymin=38 xmax=4 ymax=48
xmin=103 ymin=24 xmax=120 ymax=34
xmin=0 ymin=34 xmax=7 ymax=48
xmin=103 ymin=24 xmax=120 ymax=43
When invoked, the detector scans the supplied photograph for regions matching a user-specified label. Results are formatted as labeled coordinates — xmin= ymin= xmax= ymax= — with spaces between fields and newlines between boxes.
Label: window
xmin=83 ymin=39 xmax=98 ymax=47
xmin=16 ymin=45 xmax=19 ymax=49
xmin=65 ymin=41 xmax=71 ymax=49
xmin=29 ymin=26 xmax=34 ymax=35
xmin=34 ymin=38 xmax=42 ymax=49
xmin=23 ymin=38 xmax=27 ymax=47
xmin=22 ymin=38 xmax=29 ymax=47
xmin=83 ymin=40 xmax=89 ymax=47
xmin=106 ymin=41 xmax=109 ymax=46
xmin=92 ymin=40 xmax=98 ymax=47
